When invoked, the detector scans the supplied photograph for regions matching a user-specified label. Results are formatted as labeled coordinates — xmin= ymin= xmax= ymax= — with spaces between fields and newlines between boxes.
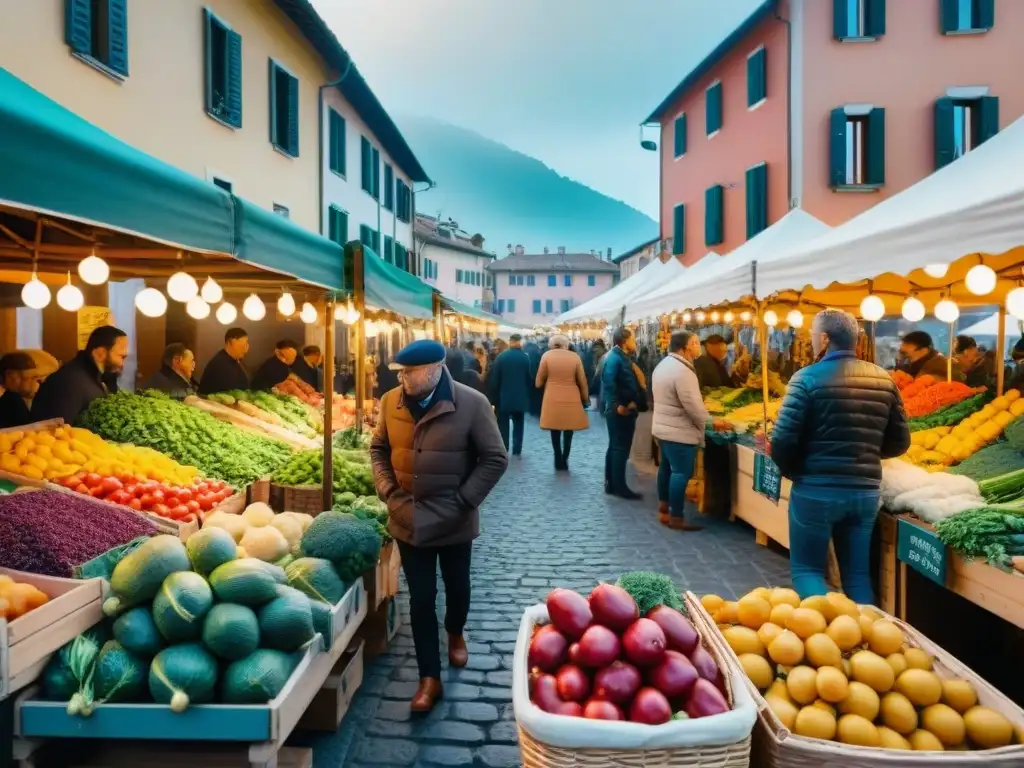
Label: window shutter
xmin=107 ymin=0 xmax=129 ymax=76
xmin=384 ymin=236 xmax=394 ymax=263
xmin=704 ymin=185 xmax=723 ymax=246
xmin=268 ymin=61 xmax=278 ymax=145
xmin=203 ymin=10 xmax=214 ymax=114
xmin=328 ymin=207 xmax=339 ymax=244
xmin=978 ymin=96 xmax=999 ymax=145
xmin=360 ymin=137 xmax=372 ymax=192
xmin=672 ymin=204 xmax=685 ymax=255
xmin=934 ymin=97 xmax=956 ymax=170
xmin=866 ymin=107 xmax=886 ymax=185
xmin=832 ymin=0 xmax=847 ymax=39
xmin=866 ymin=0 xmax=885 ymax=36
xmin=977 ymin=0 xmax=995 ymax=29
xmin=65 ymin=0 xmax=92 ymax=55
xmin=674 ymin=114 xmax=687 ymax=157
xmin=384 ymin=165 xmax=394 ymax=210
xmin=747 ymin=49 xmax=766 ymax=106
xmin=939 ymin=0 xmax=959 ymax=33
xmin=371 ymin=148 xmax=381 ymax=199
xmin=286 ymin=75 xmax=299 ymax=157
xmin=745 ymin=164 xmax=768 ymax=239
xmin=829 ymin=107 xmax=847 ymax=187
xmin=706 ymin=84 xmax=722 ymax=134
xmin=328 ymin=111 xmax=339 ymax=172
xmin=226 ymin=30 xmax=243 ymax=128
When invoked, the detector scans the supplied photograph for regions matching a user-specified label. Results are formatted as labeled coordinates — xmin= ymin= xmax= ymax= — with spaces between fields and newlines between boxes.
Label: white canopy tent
xmin=754 ymin=114 xmax=1024 ymax=302
xmin=624 ymin=210 xmax=830 ymax=321
xmin=960 ymin=312 xmax=1024 ymax=338
xmin=555 ymin=255 xmax=684 ymax=325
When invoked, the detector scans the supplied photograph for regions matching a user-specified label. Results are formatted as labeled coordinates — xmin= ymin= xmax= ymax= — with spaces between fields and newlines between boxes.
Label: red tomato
xmin=170 ymin=505 xmax=189 ymax=519
xmin=123 ymin=484 xmax=138 ymax=497
xmin=108 ymin=490 xmax=130 ymax=506
xmin=182 ymin=513 xmax=197 ymax=524
xmin=128 ymin=498 xmax=143 ymax=511
xmin=74 ymin=483 xmax=90 ymax=495
xmin=176 ymin=488 xmax=193 ymax=503
xmin=140 ymin=480 xmax=159 ymax=492
xmin=138 ymin=494 xmax=155 ymax=509
xmin=196 ymin=481 xmax=210 ymax=494
xmin=197 ymin=493 xmax=215 ymax=511
xmin=115 ymin=472 xmax=133 ymax=484
xmin=61 ymin=476 xmax=79 ymax=489
xmin=185 ymin=500 xmax=201 ymax=514
xmin=84 ymin=473 xmax=104 ymax=489
xmin=152 ymin=503 xmax=170 ymax=518
xmin=215 ymin=489 xmax=231 ymax=503
xmin=100 ymin=477 xmax=123 ymax=495
xmin=88 ymin=486 xmax=107 ymax=498
xmin=150 ymin=489 xmax=165 ymax=503
xmin=162 ymin=495 xmax=177 ymax=508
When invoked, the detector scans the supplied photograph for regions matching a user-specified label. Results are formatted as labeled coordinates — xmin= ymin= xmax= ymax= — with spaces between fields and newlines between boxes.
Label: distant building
xmin=486 ymin=246 xmax=619 ymax=326
xmin=413 ymin=214 xmax=496 ymax=309
xmin=614 ymin=237 xmax=663 ymax=280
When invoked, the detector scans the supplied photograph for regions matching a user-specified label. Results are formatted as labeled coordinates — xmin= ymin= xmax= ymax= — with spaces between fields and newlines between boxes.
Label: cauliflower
xmin=239 ymin=525 xmax=289 ymax=562
xmin=270 ymin=514 xmax=303 ymax=555
xmin=242 ymin=502 xmax=275 ymax=528
xmin=203 ymin=511 xmax=249 ymax=543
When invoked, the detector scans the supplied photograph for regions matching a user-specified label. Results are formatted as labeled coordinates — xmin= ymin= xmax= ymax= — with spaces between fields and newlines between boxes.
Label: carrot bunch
xmin=899 ymin=374 xmax=937 ymax=400
xmin=903 ymin=380 xmax=980 ymax=418
xmin=890 ymin=370 xmax=914 ymax=390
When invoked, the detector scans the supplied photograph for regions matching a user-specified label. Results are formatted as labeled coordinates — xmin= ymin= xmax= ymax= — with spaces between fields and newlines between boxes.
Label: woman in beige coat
xmin=536 ymin=335 xmax=589 ymax=470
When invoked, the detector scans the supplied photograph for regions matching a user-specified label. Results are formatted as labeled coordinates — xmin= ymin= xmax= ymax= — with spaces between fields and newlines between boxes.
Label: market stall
xmin=555 ymin=252 xmax=685 ymax=326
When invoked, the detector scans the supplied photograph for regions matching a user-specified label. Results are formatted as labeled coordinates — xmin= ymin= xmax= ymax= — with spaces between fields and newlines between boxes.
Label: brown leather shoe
xmin=410 ymin=678 xmax=443 ymax=713
xmin=448 ymin=633 xmax=469 ymax=668
xmin=669 ymin=518 xmax=704 ymax=532
xmin=658 ymin=512 xmax=671 ymax=526
xmin=657 ymin=502 xmax=669 ymax=526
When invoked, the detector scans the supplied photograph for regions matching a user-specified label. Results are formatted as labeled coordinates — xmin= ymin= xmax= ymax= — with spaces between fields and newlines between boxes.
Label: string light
xmin=167 ymin=271 xmax=199 ymax=302
xmin=186 ymin=296 xmax=210 ymax=319
xmin=923 ymin=264 xmax=949 ymax=279
xmin=934 ymin=298 xmax=960 ymax=324
xmin=786 ymin=310 xmax=804 ymax=328
xmin=56 ymin=273 xmax=84 ymax=312
xmin=723 ymin=311 xmax=734 ymax=323
xmin=21 ymin=272 xmax=51 ymax=309
xmin=901 ymin=296 xmax=925 ymax=322
xmin=859 ymin=295 xmax=885 ymax=322
xmin=762 ymin=310 xmax=778 ymax=327
xmin=77 ymin=253 xmax=109 ymax=285
xmin=242 ymin=294 xmax=266 ymax=321
xmin=216 ymin=302 xmax=237 ymax=325
xmin=964 ymin=264 xmax=996 ymax=296
xmin=300 ymin=302 xmax=318 ymax=324
xmin=134 ymin=287 xmax=167 ymax=318
xmin=740 ymin=310 xmax=752 ymax=322
xmin=1006 ymin=287 xmax=1024 ymax=320
xmin=200 ymin=277 xmax=223 ymax=303
xmin=278 ymin=291 xmax=296 ymax=317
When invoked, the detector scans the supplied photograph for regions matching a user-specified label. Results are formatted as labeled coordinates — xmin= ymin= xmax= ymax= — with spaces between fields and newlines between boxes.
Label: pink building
xmin=646 ymin=0 xmax=1024 ymax=263
xmin=413 ymin=214 xmax=495 ymax=310
xmin=486 ymin=247 xmax=619 ymax=326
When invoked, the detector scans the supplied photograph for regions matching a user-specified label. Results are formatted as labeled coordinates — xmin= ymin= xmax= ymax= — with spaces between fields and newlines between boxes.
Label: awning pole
xmin=947 ymin=322 xmax=954 ymax=383
xmin=355 ymin=248 xmax=367 ymax=432
xmin=322 ymin=298 xmax=335 ymax=512
xmin=996 ymin=305 xmax=1007 ymax=395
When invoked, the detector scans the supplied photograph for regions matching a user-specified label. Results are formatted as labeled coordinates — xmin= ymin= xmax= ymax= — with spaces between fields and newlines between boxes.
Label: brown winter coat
xmin=536 ymin=348 xmax=589 ymax=432
xmin=370 ymin=369 xmax=509 ymax=547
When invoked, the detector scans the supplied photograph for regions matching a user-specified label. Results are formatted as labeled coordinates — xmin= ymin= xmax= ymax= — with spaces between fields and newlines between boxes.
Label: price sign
xmin=77 ymin=306 xmax=112 ymax=350
xmin=897 ymin=518 xmax=947 ymax=586
xmin=752 ymin=451 xmax=781 ymax=504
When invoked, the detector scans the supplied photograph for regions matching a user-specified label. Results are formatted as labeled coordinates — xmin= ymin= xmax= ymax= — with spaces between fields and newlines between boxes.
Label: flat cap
xmin=389 ymin=339 xmax=446 ymax=370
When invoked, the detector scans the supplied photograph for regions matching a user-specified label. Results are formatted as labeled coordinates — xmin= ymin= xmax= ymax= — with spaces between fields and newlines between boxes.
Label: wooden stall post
xmin=354 ymin=248 xmax=367 ymax=433
xmin=996 ymin=305 xmax=1007 ymax=396
xmin=432 ymin=293 xmax=444 ymax=342
xmin=322 ymin=298 xmax=336 ymax=512
xmin=947 ymin=322 xmax=955 ymax=382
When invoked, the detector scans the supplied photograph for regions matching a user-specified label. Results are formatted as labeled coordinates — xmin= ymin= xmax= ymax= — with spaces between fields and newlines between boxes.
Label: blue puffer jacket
xmin=601 ymin=346 xmax=641 ymax=416
xmin=769 ymin=351 xmax=910 ymax=487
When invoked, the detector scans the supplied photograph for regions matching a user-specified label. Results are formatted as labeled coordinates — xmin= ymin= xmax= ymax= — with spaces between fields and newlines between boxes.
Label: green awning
xmin=0 ymin=66 xmax=233 ymax=254
xmin=362 ymin=246 xmax=434 ymax=319
xmin=232 ymin=198 xmax=345 ymax=291
xmin=445 ymin=296 xmax=500 ymax=324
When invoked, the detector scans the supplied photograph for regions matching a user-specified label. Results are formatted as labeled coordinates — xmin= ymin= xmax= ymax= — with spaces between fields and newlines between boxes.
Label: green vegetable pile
xmin=949 ymin=442 xmax=1024 ymax=481
xmin=1003 ymin=414 xmax=1024 ymax=452
xmin=909 ymin=392 xmax=991 ymax=432
xmin=272 ymin=449 xmax=375 ymax=499
xmin=935 ymin=504 xmax=1024 ymax=569
xmin=229 ymin=390 xmax=319 ymax=436
xmin=334 ymin=427 xmax=372 ymax=450
xmin=334 ymin=493 xmax=388 ymax=540
xmin=273 ymin=450 xmax=324 ymax=486
xmin=978 ymin=467 xmax=1024 ymax=504
xmin=616 ymin=571 xmax=685 ymax=616
xmin=78 ymin=392 xmax=293 ymax=487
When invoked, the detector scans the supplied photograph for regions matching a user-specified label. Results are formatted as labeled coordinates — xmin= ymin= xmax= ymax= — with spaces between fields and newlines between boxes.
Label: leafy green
xmin=1004 ymin=414 xmax=1024 ymax=453
xmin=949 ymin=442 xmax=1024 ymax=481
xmin=909 ymin=391 xmax=991 ymax=432
xmin=978 ymin=467 xmax=1024 ymax=504
xmin=334 ymin=427 xmax=372 ymax=451
xmin=225 ymin=390 xmax=318 ymax=436
xmin=935 ymin=504 xmax=1024 ymax=569
xmin=616 ymin=571 xmax=685 ymax=616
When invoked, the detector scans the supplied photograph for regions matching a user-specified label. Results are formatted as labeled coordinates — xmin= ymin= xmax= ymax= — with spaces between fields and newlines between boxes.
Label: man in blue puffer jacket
xmin=602 ymin=327 xmax=644 ymax=500
xmin=770 ymin=309 xmax=910 ymax=605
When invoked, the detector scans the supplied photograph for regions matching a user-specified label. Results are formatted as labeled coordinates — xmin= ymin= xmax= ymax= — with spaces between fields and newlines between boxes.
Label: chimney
xmin=557 ymin=246 xmax=566 ymax=255
xmin=515 ymin=244 xmax=524 ymax=256
xmin=607 ymin=247 xmax=612 ymax=260
xmin=543 ymin=246 xmax=549 ymax=254
xmin=471 ymin=233 xmax=484 ymax=248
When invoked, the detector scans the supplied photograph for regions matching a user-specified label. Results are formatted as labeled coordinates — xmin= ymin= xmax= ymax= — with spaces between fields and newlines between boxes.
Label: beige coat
xmin=536 ymin=348 xmax=589 ymax=431
xmin=651 ymin=354 xmax=710 ymax=446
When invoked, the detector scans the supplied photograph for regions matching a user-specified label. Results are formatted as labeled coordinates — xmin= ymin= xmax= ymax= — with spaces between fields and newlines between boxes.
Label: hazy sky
xmin=310 ymin=0 xmax=763 ymax=219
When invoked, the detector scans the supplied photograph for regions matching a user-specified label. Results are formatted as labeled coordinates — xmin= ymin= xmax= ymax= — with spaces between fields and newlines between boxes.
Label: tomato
xmin=196 ymin=493 xmax=215 ymax=511
xmin=150 ymin=489 xmax=165 ymax=503
xmin=84 ymin=473 xmax=104 ymax=489
xmin=176 ymin=488 xmax=193 ymax=503
xmin=100 ymin=477 xmax=123 ymax=495
xmin=169 ymin=505 xmax=189 ymax=519
xmin=140 ymin=480 xmax=159 ymax=492
xmin=74 ymin=483 xmax=90 ymax=495
xmin=182 ymin=513 xmax=197 ymax=524
xmin=108 ymin=490 xmax=130 ymax=506
xmin=123 ymin=484 xmax=138 ymax=497
xmin=139 ymin=494 xmax=155 ymax=509
xmin=184 ymin=499 xmax=201 ymax=514
xmin=196 ymin=481 xmax=210 ymax=494
xmin=89 ymin=486 xmax=107 ymax=498
xmin=152 ymin=503 xmax=170 ymax=518
xmin=60 ymin=476 xmax=79 ymax=489
xmin=128 ymin=498 xmax=143 ymax=511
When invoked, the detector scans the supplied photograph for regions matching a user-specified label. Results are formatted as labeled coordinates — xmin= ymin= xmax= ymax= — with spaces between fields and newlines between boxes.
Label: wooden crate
xmin=364 ymin=541 xmax=401 ymax=610
xmin=0 ymin=568 xmax=106 ymax=700
xmin=0 ymin=420 xmax=67 ymax=489
xmin=357 ymin=597 xmax=401 ymax=661
xmin=62 ymin=744 xmax=312 ymax=768
xmin=269 ymin=484 xmax=324 ymax=516
xmin=877 ymin=512 xmax=899 ymax=615
xmin=730 ymin=444 xmax=792 ymax=548
xmin=246 ymin=476 xmax=271 ymax=505
xmin=298 ymin=640 xmax=365 ymax=732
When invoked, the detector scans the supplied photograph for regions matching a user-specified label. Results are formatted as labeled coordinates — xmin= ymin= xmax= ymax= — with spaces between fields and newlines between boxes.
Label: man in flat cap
xmin=369 ymin=339 xmax=508 ymax=713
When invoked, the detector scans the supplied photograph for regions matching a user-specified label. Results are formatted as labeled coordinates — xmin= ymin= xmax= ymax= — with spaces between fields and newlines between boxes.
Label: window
xmin=941 ymin=0 xmax=994 ymax=33
xmin=829 ymin=107 xmax=885 ymax=187
xmin=674 ymin=114 xmax=687 ymax=158
xmin=456 ymin=269 xmax=464 ymax=283
xmin=706 ymin=82 xmax=722 ymax=135
xmin=547 ymin=275 xmax=556 ymax=287
xmin=563 ymin=274 xmax=572 ymax=287
xmin=508 ymin=299 xmax=516 ymax=313
xmin=328 ymin=109 xmax=345 ymax=175
xmin=394 ymin=243 xmax=408 ymax=271
xmin=545 ymin=299 xmax=554 ymax=314
xmin=496 ymin=299 xmax=505 ymax=314
xmin=273 ymin=203 xmax=289 ymax=219
xmin=360 ymin=137 xmax=379 ymax=198
xmin=747 ymin=47 xmax=766 ymax=107
xmin=704 ymin=185 xmax=724 ymax=246
xmin=383 ymin=164 xmax=394 ymax=211
xmin=533 ymin=300 xmax=542 ymax=314
xmin=65 ymin=0 xmax=129 ymax=77
xmin=745 ymin=163 xmax=768 ymax=239
xmin=327 ymin=205 xmax=348 ymax=245
xmin=508 ymin=275 xmax=515 ymax=286
xmin=212 ymin=177 xmax=233 ymax=193
xmin=394 ymin=180 xmax=412 ymax=223
xmin=935 ymin=96 xmax=999 ymax=169
xmin=516 ymin=275 xmax=525 ymax=286
xmin=560 ymin=299 xmax=571 ymax=313
xmin=203 ymin=10 xmax=242 ymax=127
xmin=672 ymin=203 xmax=686 ymax=255
xmin=525 ymin=275 xmax=535 ymax=287
xmin=269 ymin=61 xmax=299 ymax=157
xmin=833 ymin=0 xmax=885 ymax=40
xmin=588 ymin=275 xmax=596 ymax=287
xmin=359 ymin=225 xmax=379 ymax=255
xmin=423 ymin=258 xmax=436 ymax=280
xmin=383 ymin=235 xmax=394 ymax=263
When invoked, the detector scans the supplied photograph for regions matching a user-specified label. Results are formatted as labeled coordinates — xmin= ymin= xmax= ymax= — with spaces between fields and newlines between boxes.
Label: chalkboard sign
xmin=897 ymin=518 xmax=947 ymax=586
xmin=752 ymin=451 xmax=781 ymax=504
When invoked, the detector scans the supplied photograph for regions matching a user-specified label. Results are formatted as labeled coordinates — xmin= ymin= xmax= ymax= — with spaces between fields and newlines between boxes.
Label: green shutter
xmin=672 ymin=204 xmax=685 ymax=255
xmin=384 ymin=164 xmax=394 ymax=210
xmin=384 ymin=236 xmax=394 ymax=263
xmin=934 ymin=97 xmax=956 ymax=170
xmin=360 ymin=137 xmax=372 ymax=192
xmin=65 ymin=0 xmax=92 ymax=55
xmin=328 ymin=110 xmax=340 ymax=173
xmin=978 ymin=95 xmax=999 ymax=145
xmin=203 ymin=10 xmax=214 ymax=115
xmin=829 ymin=107 xmax=848 ymax=187
xmin=226 ymin=30 xmax=242 ymax=127
xmin=866 ymin=108 xmax=885 ymax=185
xmin=268 ymin=61 xmax=277 ymax=145
xmin=328 ymin=207 xmax=347 ymax=245
xmin=286 ymin=74 xmax=299 ymax=157
xmin=107 ymin=0 xmax=129 ymax=75
xmin=706 ymin=83 xmax=722 ymax=135
xmin=673 ymin=114 xmax=687 ymax=157
xmin=747 ymin=48 xmax=766 ymax=106
xmin=745 ymin=164 xmax=768 ymax=239
xmin=977 ymin=0 xmax=995 ymax=29
xmin=704 ymin=185 xmax=723 ymax=246
xmin=371 ymin=148 xmax=380 ymax=199
xmin=359 ymin=224 xmax=372 ymax=248
xmin=832 ymin=0 xmax=847 ymax=39
xmin=866 ymin=0 xmax=885 ymax=36
xmin=940 ymin=0 xmax=960 ymax=32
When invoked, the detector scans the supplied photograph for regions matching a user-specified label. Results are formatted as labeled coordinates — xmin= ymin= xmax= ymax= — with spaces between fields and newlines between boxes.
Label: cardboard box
xmin=357 ymin=597 xmax=401 ymax=661
xmin=298 ymin=640 xmax=365 ymax=732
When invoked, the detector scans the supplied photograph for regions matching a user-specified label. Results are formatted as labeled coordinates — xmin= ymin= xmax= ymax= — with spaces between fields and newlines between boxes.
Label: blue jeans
xmin=604 ymin=413 xmax=637 ymax=493
xmin=657 ymin=441 xmax=697 ymax=520
xmin=788 ymin=484 xmax=880 ymax=605
xmin=497 ymin=411 xmax=524 ymax=455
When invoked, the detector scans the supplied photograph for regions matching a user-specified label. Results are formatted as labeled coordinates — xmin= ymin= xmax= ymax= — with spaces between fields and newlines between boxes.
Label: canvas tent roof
xmin=556 ymin=256 xmax=685 ymax=325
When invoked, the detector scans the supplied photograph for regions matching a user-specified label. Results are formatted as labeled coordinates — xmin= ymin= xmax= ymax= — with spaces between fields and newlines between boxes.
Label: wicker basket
xmin=684 ymin=592 xmax=1024 ymax=768
xmin=246 ymin=476 xmax=271 ymax=505
xmin=269 ymin=483 xmax=326 ymax=515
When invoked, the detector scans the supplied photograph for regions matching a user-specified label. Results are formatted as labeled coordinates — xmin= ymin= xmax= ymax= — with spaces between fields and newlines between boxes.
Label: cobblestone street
xmin=304 ymin=417 xmax=790 ymax=768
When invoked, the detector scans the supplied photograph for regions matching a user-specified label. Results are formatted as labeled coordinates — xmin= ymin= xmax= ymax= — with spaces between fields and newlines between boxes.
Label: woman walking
xmin=536 ymin=335 xmax=588 ymax=470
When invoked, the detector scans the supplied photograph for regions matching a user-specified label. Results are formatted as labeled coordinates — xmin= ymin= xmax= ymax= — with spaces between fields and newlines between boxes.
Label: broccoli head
xmin=299 ymin=511 xmax=382 ymax=583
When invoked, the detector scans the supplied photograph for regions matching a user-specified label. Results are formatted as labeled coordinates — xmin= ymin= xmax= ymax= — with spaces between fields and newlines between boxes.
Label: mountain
xmin=398 ymin=116 xmax=657 ymax=257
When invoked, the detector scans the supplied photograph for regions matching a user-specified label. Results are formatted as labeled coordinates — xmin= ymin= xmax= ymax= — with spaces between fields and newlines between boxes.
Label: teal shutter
xmin=328 ymin=207 xmax=347 ymax=245
xmin=384 ymin=236 xmax=394 ymax=263
xmin=360 ymin=137 xmax=372 ymax=192
xmin=977 ymin=0 xmax=995 ymax=29
xmin=747 ymin=48 xmax=766 ymax=106
xmin=383 ymin=164 xmax=394 ymax=210
xmin=704 ymin=185 xmax=723 ymax=246
xmin=203 ymin=10 xmax=214 ymax=115
xmin=934 ymin=97 xmax=956 ymax=170
xmin=672 ymin=204 xmax=685 ymax=255
xmin=107 ymin=0 xmax=129 ymax=75
xmin=706 ymin=83 xmax=722 ymax=134
xmin=286 ymin=74 xmax=299 ymax=157
xmin=832 ymin=0 xmax=847 ymax=39
xmin=371 ymin=148 xmax=381 ymax=199
xmin=940 ymin=0 xmax=960 ymax=32
xmin=866 ymin=108 xmax=885 ymax=185
xmin=328 ymin=110 xmax=340 ymax=173
xmin=268 ymin=61 xmax=277 ymax=145
xmin=745 ymin=164 xmax=768 ymax=239
xmin=978 ymin=96 xmax=999 ymax=145
xmin=866 ymin=0 xmax=885 ymax=36
xmin=829 ymin=107 xmax=847 ymax=187
xmin=673 ymin=114 xmax=687 ymax=157
xmin=226 ymin=30 xmax=242 ymax=128
xmin=65 ymin=0 xmax=92 ymax=55
xmin=359 ymin=224 xmax=372 ymax=249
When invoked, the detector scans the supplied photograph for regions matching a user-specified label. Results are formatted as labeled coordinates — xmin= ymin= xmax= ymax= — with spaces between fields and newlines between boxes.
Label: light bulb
xmin=763 ymin=310 xmax=779 ymax=327
xmin=1007 ymin=287 xmax=1024 ymax=320
xmin=56 ymin=274 xmax=84 ymax=312
xmin=695 ymin=311 xmax=706 ymax=322
xmin=134 ymin=287 xmax=167 ymax=318
xmin=965 ymin=264 xmax=996 ymax=296
xmin=186 ymin=296 xmax=210 ymax=319
xmin=216 ymin=302 xmax=237 ymax=325
xmin=77 ymin=254 xmax=109 ymax=285
xmin=710 ymin=310 xmax=720 ymax=322
xmin=278 ymin=291 xmax=296 ymax=317
xmin=200 ymin=277 xmax=223 ymax=304
xmin=901 ymin=296 xmax=925 ymax=322
xmin=300 ymin=302 xmax=318 ymax=324
xmin=923 ymin=263 xmax=949 ymax=279
xmin=723 ymin=311 xmax=734 ymax=323
xmin=681 ymin=311 xmax=692 ymax=323
xmin=242 ymin=294 xmax=266 ymax=321
xmin=860 ymin=295 xmax=885 ymax=322
xmin=934 ymin=298 xmax=960 ymax=324
xmin=167 ymin=271 xmax=198 ymax=302
xmin=787 ymin=310 xmax=804 ymax=328
xmin=365 ymin=320 xmax=378 ymax=337
xmin=21 ymin=273 xmax=51 ymax=309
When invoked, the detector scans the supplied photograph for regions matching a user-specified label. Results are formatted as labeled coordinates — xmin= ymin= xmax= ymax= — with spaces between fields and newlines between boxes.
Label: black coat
xmin=770 ymin=351 xmax=910 ymax=487
xmin=694 ymin=354 xmax=742 ymax=389
xmin=292 ymin=358 xmax=321 ymax=391
xmin=31 ymin=351 xmax=109 ymax=425
xmin=488 ymin=348 xmax=532 ymax=414
xmin=198 ymin=350 xmax=250 ymax=395
xmin=445 ymin=349 xmax=486 ymax=395
xmin=251 ymin=355 xmax=292 ymax=391
xmin=143 ymin=366 xmax=198 ymax=399
xmin=0 ymin=389 xmax=32 ymax=429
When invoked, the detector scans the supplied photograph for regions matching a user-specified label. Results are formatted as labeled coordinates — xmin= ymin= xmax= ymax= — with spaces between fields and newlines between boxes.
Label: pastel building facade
xmin=413 ymin=214 xmax=496 ymax=308
xmin=614 ymin=238 xmax=663 ymax=280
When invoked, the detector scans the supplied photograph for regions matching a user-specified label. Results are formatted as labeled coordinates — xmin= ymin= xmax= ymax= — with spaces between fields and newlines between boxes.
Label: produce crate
xmin=268 ymin=483 xmax=324 ymax=516
xmin=0 ymin=420 xmax=67 ymax=489
xmin=357 ymin=596 xmax=401 ymax=661
xmin=730 ymin=443 xmax=791 ymax=548
xmin=40 ymin=481 xmax=198 ymax=542
xmin=0 ymin=568 xmax=106 ymax=700
xmin=297 ymin=640 xmax=365 ymax=732
xmin=684 ymin=592 xmax=1024 ymax=768
xmin=246 ymin=476 xmax=271 ymax=505
xmin=513 ymin=603 xmax=756 ymax=768
xmin=59 ymin=743 xmax=312 ymax=767
xmin=322 ymin=577 xmax=368 ymax=653
xmin=364 ymin=541 xmax=401 ymax=610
